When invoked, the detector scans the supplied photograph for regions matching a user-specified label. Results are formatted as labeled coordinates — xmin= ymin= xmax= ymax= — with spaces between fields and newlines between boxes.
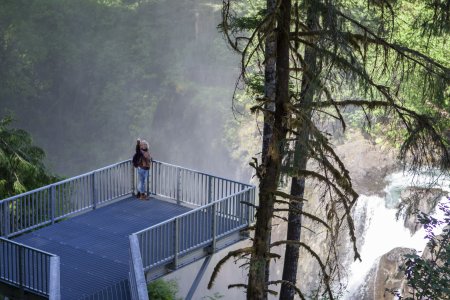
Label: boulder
xmin=351 ymin=247 xmax=414 ymax=300
xmin=399 ymin=187 xmax=447 ymax=234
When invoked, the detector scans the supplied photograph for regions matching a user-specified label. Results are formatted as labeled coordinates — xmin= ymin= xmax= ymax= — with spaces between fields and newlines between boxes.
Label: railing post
xmin=131 ymin=164 xmax=136 ymax=196
xmin=18 ymin=246 xmax=25 ymax=298
xmin=173 ymin=218 xmax=179 ymax=268
xmin=208 ymin=177 xmax=212 ymax=203
xmin=2 ymin=202 xmax=9 ymax=237
xmin=49 ymin=256 xmax=61 ymax=300
xmin=237 ymin=185 xmax=243 ymax=224
xmin=154 ymin=162 xmax=160 ymax=197
xmin=149 ymin=161 xmax=155 ymax=195
xmin=51 ymin=185 xmax=56 ymax=224
xmin=92 ymin=172 xmax=97 ymax=209
xmin=241 ymin=184 xmax=247 ymax=224
xmin=211 ymin=202 xmax=217 ymax=252
xmin=129 ymin=234 xmax=149 ymax=300
xmin=146 ymin=168 xmax=150 ymax=198
xmin=176 ymin=168 xmax=181 ymax=205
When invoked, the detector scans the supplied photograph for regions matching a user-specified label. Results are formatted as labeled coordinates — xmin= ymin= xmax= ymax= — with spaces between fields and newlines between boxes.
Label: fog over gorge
xmin=1 ymin=1 xmax=255 ymax=297
xmin=0 ymin=0 xmax=244 ymax=180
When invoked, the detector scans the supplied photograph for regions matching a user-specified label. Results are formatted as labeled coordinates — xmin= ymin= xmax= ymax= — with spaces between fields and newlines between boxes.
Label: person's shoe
xmin=139 ymin=194 xmax=149 ymax=200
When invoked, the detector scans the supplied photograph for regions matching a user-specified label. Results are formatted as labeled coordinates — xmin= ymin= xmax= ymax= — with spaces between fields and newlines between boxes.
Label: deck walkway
xmin=12 ymin=196 xmax=190 ymax=300
xmin=1 ymin=160 xmax=255 ymax=300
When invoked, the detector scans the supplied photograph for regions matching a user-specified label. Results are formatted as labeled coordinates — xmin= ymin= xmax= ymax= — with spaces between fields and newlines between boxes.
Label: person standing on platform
xmin=133 ymin=139 xmax=151 ymax=200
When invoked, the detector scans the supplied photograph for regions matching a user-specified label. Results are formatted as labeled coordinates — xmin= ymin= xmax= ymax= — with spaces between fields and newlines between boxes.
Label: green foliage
xmin=0 ymin=115 xmax=59 ymax=198
xmin=147 ymin=279 xmax=181 ymax=300
xmin=392 ymin=199 xmax=450 ymax=299
xmin=201 ymin=292 xmax=224 ymax=299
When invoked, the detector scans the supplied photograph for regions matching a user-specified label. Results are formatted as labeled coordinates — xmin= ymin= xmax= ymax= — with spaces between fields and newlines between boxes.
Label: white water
xmin=344 ymin=171 xmax=450 ymax=299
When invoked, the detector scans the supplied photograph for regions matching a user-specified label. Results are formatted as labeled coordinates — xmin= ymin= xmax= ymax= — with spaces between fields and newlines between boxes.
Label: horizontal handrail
xmin=150 ymin=161 xmax=252 ymax=207
xmin=0 ymin=160 xmax=132 ymax=205
xmin=150 ymin=160 xmax=252 ymax=186
xmin=133 ymin=186 xmax=256 ymax=271
xmin=1 ymin=160 xmax=134 ymax=237
xmin=133 ymin=187 xmax=254 ymax=236
xmin=0 ymin=237 xmax=59 ymax=298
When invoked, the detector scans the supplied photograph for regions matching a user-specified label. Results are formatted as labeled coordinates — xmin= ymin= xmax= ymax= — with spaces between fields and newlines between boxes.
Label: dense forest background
xmin=0 ymin=0 xmax=244 ymax=179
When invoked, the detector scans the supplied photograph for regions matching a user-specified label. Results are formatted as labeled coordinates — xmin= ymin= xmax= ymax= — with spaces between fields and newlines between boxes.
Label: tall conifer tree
xmin=211 ymin=0 xmax=449 ymax=298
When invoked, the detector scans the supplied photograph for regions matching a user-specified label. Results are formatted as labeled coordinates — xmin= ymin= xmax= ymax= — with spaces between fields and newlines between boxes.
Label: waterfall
xmin=344 ymin=170 xmax=449 ymax=299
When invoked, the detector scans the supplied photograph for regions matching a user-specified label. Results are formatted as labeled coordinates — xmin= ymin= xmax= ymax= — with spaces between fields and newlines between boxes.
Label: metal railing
xmin=0 ymin=159 xmax=255 ymax=300
xmin=132 ymin=186 xmax=255 ymax=272
xmin=0 ymin=160 xmax=133 ymax=238
xmin=0 ymin=237 xmax=60 ymax=299
xmin=0 ymin=159 xmax=252 ymax=238
xmin=129 ymin=235 xmax=149 ymax=300
xmin=149 ymin=161 xmax=251 ymax=206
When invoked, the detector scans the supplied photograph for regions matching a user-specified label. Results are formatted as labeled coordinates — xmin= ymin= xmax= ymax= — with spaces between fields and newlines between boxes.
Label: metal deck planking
xmin=12 ymin=196 xmax=190 ymax=300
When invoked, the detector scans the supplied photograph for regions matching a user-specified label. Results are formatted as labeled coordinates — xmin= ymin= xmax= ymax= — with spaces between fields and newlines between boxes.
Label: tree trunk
xmin=261 ymin=0 xmax=277 ymax=163
xmin=262 ymin=0 xmax=277 ymax=286
xmin=247 ymin=0 xmax=291 ymax=298
xmin=280 ymin=1 xmax=319 ymax=299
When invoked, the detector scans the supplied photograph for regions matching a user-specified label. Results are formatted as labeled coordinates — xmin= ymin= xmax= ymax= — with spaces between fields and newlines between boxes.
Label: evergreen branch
xmin=272 ymin=190 xmax=307 ymax=202
xmin=285 ymin=168 xmax=361 ymax=261
xmin=335 ymin=14 xmax=450 ymax=78
xmin=288 ymin=43 xmax=348 ymax=131
xmin=292 ymin=37 xmax=409 ymax=128
xmin=310 ymin=98 xmax=450 ymax=170
xmin=240 ymin=201 xmax=259 ymax=209
xmin=272 ymin=208 xmax=331 ymax=230
xmin=207 ymin=247 xmax=253 ymax=289
xmin=274 ymin=198 xmax=305 ymax=206
xmin=267 ymin=280 xmax=306 ymax=300
xmin=270 ymin=240 xmax=334 ymax=300
xmin=291 ymin=29 xmax=449 ymax=79
xmin=228 ymin=284 xmax=247 ymax=290
xmin=307 ymin=126 xmax=357 ymax=201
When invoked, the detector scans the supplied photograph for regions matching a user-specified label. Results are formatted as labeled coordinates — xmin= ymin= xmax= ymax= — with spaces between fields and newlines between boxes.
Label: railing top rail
xmin=0 ymin=159 xmax=131 ymax=204
xmin=0 ymin=159 xmax=253 ymax=205
xmin=0 ymin=237 xmax=58 ymax=257
xmin=152 ymin=160 xmax=254 ymax=187
xmin=132 ymin=186 xmax=255 ymax=236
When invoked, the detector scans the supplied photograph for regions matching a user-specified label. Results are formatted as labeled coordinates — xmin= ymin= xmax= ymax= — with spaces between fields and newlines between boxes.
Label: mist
xmin=0 ymin=0 xmax=247 ymax=181
xmin=0 ymin=2 xmax=257 ymax=297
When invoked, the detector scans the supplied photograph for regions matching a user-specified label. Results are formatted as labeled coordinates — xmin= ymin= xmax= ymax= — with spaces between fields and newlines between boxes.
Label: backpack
xmin=132 ymin=152 xmax=142 ymax=168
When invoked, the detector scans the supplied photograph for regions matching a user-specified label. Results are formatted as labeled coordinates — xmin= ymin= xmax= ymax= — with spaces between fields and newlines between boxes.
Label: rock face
xmin=399 ymin=187 xmax=447 ymax=234
xmin=335 ymin=131 xmax=398 ymax=196
xmin=351 ymin=247 xmax=414 ymax=300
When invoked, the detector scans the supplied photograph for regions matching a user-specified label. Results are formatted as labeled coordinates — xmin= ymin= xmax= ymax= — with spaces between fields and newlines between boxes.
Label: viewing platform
xmin=0 ymin=160 xmax=256 ymax=300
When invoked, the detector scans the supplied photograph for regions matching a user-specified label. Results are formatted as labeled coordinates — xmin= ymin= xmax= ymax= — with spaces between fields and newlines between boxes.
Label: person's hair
xmin=140 ymin=140 xmax=149 ymax=149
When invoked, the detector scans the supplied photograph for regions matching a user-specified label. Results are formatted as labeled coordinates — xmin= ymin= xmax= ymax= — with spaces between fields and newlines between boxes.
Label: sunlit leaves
xmin=393 ymin=200 xmax=450 ymax=299
xmin=0 ymin=115 xmax=58 ymax=199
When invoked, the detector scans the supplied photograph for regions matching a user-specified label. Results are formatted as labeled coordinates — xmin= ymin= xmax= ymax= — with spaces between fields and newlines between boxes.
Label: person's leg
xmin=138 ymin=168 xmax=145 ymax=195
xmin=144 ymin=170 xmax=149 ymax=194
